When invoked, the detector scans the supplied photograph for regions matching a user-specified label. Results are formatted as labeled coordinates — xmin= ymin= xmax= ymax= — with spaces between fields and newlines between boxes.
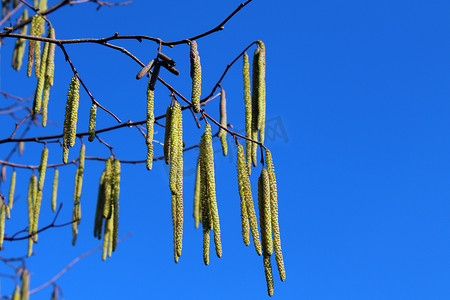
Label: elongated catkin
xmin=265 ymin=149 xmax=286 ymax=281
xmin=255 ymin=41 xmax=266 ymax=143
xmin=236 ymin=143 xmax=250 ymax=246
xmin=219 ymin=86 xmax=228 ymax=156
xmin=163 ymin=105 xmax=173 ymax=165
xmin=190 ymin=41 xmax=201 ymax=113
xmin=112 ymin=159 xmax=120 ymax=252
xmin=72 ymin=145 xmax=85 ymax=245
xmin=263 ymin=254 xmax=274 ymax=297
xmin=42 ymin=27 xmax=55 ymax=127
xmin=21 ymin=268 xmax=30 ymax=300
xmin=146 ymin=87 xmax=154 ymax=170
xmin=94 ymin=171 xmax=106 ymax=239
xmin=12 ymin=9 xmax=28 ymax=71
xmin=12 ymin=285 xmax=20 ymax=300
xmin=88 ymin=103 xmax=97 ymax=142
xmin=259 ymin=168 xmax=273 ymax=256
xmin=193 ymin=156 xmax=201 ymax=229
xmin=8 ymin=170 xmax=16 ymax=210
xmin=0 ymin=201 xmax=5 ymax=249
xmin=199 ymin=132 xmax=211 ymax=265
xmin=62 ymin=76 xmax=80 ymax=162
xmin=51 ymin=169 xmax=58 ymax=212
xmin=33 ymin=36 xmax=49 ymax=114
xmin=33 ymin=15 xmax=44 ymax=78
xmin=27 ymin=174 xmax=36 ymax=257
xmin=32 ymin=146 xmax=48 ymax=242
xmin=102 ymin=157 xmax=113 ymax=219
xmin=243 ymin=52 xmax=253 ymax=174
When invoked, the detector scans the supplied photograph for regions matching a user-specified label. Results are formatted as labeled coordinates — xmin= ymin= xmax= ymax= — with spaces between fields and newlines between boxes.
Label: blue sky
xmin=1 ymin=0 xmax=450 ymax=299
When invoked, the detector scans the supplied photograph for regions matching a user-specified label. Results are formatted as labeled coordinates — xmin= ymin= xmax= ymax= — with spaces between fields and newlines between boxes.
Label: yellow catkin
xmin=203 ymin=123 xmax=222 ymax=258
xmin=263 ymin=254 xmax=274 ymax=297
xmin=190 ymin=41 xmax=201 ymax=113
xmin=175 ymin=104 xmax=184 ymax=259
xmin=259 ymin=168 xmax=273 ymax=256
xmin=238 ymin=143 xmax=262 ymax=255
xmin=219 ymin=86 xmax=228 ymax=156
xmin=51 ymin=169 xmax=58 ymax=212
xmin=42 ymin=28 xmax=55 ymax=127
xmin=72 ymin=145 xmax=85 ymax=245
xmin=255 ymin=41 xmax=266 ymax=143
xmin=102 ymin=157 xmax=113 ymax=219
xmin=27 ymin=16 xmax=37 ymax=77
xmin=236 ymin=143 xmax=250 ymax=246
xmin=27 ymin=174 xmax=36 ymax=257
xmin=193 ymin=156 xmax=201 ymax=229
xmin=112 ymin=159 xmax=120 ymax=252
xmin=265 ymin=150 xmax=286 ymax=281
xmin=102 ymin=213 xmax=112 ymax=261
xmin=0 ymin=201 xmax=6 ymax=249
xmin=88 ymin=103 xmax=97 ymax=142
xmin=108 ymin=204 xmax=114 ymax=258
xmin=33 ymin=146 xmax=48 ymax=242
xmin=8 ymin=170 xmax=16 ymax=210
xmin=39 ymin=0 xmax=47 ymax=11
xmin=33 ymin=16 xmax=44 ymax=78
xmin=12 ymin=284 xmax=20 ymax=300
xmin=243 ymin=52 xmax=253 ymax=174
xmin=163 ymin=105 xmax=173 ymax=165
xmin=12 ymin=9 xmax=28 ymax=71
xmin=62 ymin=76 xmax=80 ymax=162
xmin=251 ymin=130 xmax=258 ymax=167
xmin=21 ymin=268 xmax=30 ymax=300
xmin=33 ymin=39 xmax=49 ymax=114
xmin=146 ymin=87 xmax=154 ymax=170
xmin=46 ymin=27 xmax=55 ymax=86
xmin=199 ymin=130 xmax=211 ymax=264
xmin=94 ymin=171 xmax=106 ymax=239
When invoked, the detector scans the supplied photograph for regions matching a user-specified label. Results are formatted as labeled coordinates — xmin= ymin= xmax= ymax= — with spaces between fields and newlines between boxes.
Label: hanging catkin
xmin=8 ymin=170 xmax=16 ymax=209
xmin=94 ymin=171 xmax=106 ymax=239
xmin=146 ymin=87 xmax=155 ymax=170
xmin=218 ymin=86 xmax=228 ymax=156
xmin=265 ymin=149 xmax=286 ymax=281
xmin=62 ymin=76 xmax=80 ymax=163
xmin=88 ymin=103 xmax=97 ymax=142
xmin=237 ymin=142 xmax=262 ymax=255
xmin=199 ymin=132 xmax=210 ymax=265
xmin=27 ymin=174 xmax=36 ymax=257
xmin=12 ymin=9 xmax=28 ymax=71
xmin=202 ymin=123 xmax=222 ymax=258
xmin=236 ymin=143 xmax=250 ymax=246
xmin=12 ymin=285 xmax=20 ymax=300
xmin=112 ymin=159 xmax=120 ymax=252
xmin=27 ymin=15 xmax=38 ymax=77
xmin=33 ymin=38 xmax=49 ymax=114
xmin=190 ymin=41 xmax=201 ymax=113
xmin=20 ymin=268 xmax=30 ymax=300
xmin=51 ymin=168 xmax=58 ymax=212
xmin=255 ymin=41 xmax=266 ymax=144
xmin=243 ymin=52 xmax=253 ymax=174
xmin=45 ymin=27 xmax=55 ymax=86
xmin=33 ymin=15 xmax=44 ymax=78
xmin=32 ymin=146 xmax=48 ymax=242
xmin=259 ymin=168 xmax=273 ymax=256
xmin=0 ymin=200 xmax=6 ymax=249
xmin=72 ymin=144 xmax=85 ymax=245
xmin=102 ymin=157 xmax=113 ymax=219
xmin=193 ymin=155 xmax=201 ymax=229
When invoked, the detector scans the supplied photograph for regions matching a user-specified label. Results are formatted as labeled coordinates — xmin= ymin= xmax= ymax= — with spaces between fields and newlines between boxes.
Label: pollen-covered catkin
xmin=259 ymin=168 xmax=273 ymax=256
xmin=112 ymin=159 xmax=120 ymax=252
xmin=8 ymin=170 xmax=16 ymax=210
xmin=255 ymin=41 xmax=266 ymax=141
xmin=203 ymin=123 xmax=222 ymax=258
xmin=51 ymin=169 xmax=58 ymax=212
xmin=94 ymin=171 xmax=106 ymax=239
xmin=33 ymin=15 xmax=44 ymax=78
xmin=146 ymin=87 xmax=154 ymax=170
xmin=21 ymin=268 xmax=30 ymax=300
xmin=62 ymin=76 xmax=80 ymax=162
xmin=12 ymin=9 xmax=28 ymax=71
xmin=265 ymin=149 xmax=286 ymax=281
xmin=190 ymin=41 xmax=201 ymax=113
xmin=45 ymin=27 xmax=55 ymax=86
xmin=199 ymin=128 xmax=211 ymax=264
xmin=33 ymin=39 xmax=49 ymax=114
xmin=0 ymin=201 xmax=6 ymax=249
xmin=243 ymin=52 xmax=253 ymax=174
xmin=27 ymin=174 xmax=36 ymax=257
xmin=102 ymin=157 xmax=113 ymax=219
xmin=236 ymin=143 xmax=250 ymax=246
xmin=12 ymin=284 xmax=20 ymax=300
xmin=72 ymin=144 xmax=85 ymax=245
xmin=27 ymin=15 xmax=38 ymax=77
xmin=263 ymin=254 xmax=274 ymax=297
xmin=88 ymin=103 xmax=97 ymax=142
xmin=193 ymin=156 xmax=201 ymax=229
xmin=32 ymin=146 xmax=48 ymax=242
xmin=219 ymin=86 xmax=228 ymax=156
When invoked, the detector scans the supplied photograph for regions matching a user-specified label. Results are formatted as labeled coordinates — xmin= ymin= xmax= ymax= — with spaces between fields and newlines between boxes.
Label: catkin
xmin=190 ymin=41 xmax=201 ymax=113
xmin=33 ymin=38 xmax=49 ymax=114
xmin=263 ymin=254 xmax=274 ymax=297
xmin=21 ymin=268 xmax=30 ymax=300
xmin=236 ymin=143 xmax=250 ymax=246
xmin=0 ymin=201 xmax=5 ymax=249
xmin=146 ymin=87 xmax=154 ymax=170
xmin=42 ymin=27 xmax=55 ymax=127
xmin=237 ymin=143 xmax=262 ymax=255
xmin=62 ymin=76 xmax=80 ymax=162
xmin=112 ymin=159 xmax=120 ymax=252
xmin=243 ymin=52 xmax=253 ymax=174
xmin=33 ymin=15 xmax=44 ymax=78
xmin=102 ymin=157 xmax=113 ymax=219
xmin=193 ymin=156 xmax=201 ymax=229
xmin=12 ymin=9 xmax=28 ymax=71
xmin=94 ymin=171 xmax=106 ymax=239
xmin=12 ymin=285 xmax=20 ymax=300
xmin=202 ymin=124 xmax=222 ymax=258
xmin=27 ymin=174 xmax=36 ymax=257
xmin=163 ymin=105 xmax=173 ymax=165
xmin=72 ymin=145 xmax=85 ymax=245
xmin=219 ymin=87 xmax=228 ymax=156
xmin=199 ymin=128 xmax=211 ymax=264
xmin=265 ymin=150 xmax=286 ymax=281
xmin=51 ymin=169 xmax=58 ymax=212
xmin=8 ymin=170 xmax=16 ymax=209
xmin=88 ymin=103 xmax=97 ymax=142
xmin=259 ymin=168 xmax=273 ymax=256
xmin=27 ymin=16 xmax=37 ymax=77
xmin=19 ymin=142 xmax=24 ymax=156
xmin=32 ymin=146 xmax=48 ymax=242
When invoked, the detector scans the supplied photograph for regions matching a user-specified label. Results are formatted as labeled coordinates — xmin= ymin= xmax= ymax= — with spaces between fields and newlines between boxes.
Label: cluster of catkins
xmin=7 ymin=266 xmax=60 ymax=300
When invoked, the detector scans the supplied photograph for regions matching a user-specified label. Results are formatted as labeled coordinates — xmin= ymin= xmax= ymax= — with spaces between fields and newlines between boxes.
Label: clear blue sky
xmin=1 ymin=0 xmax=450 ymax=299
